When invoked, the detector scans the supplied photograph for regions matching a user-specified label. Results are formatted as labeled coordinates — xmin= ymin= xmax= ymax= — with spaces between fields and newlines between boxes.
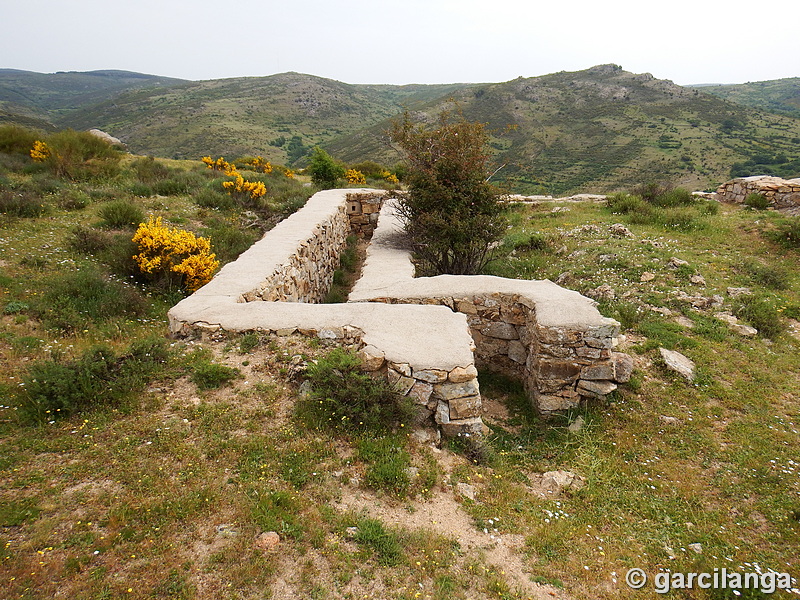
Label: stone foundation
xmin=716 ymin=176 xmax=800 ymax=209
xmin=349 ymin=201 xmax=625 ymax=414
xmin=169 ymin=189 xmax=628 ymax=437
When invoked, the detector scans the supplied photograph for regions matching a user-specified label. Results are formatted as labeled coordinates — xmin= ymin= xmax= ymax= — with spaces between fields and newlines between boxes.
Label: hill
xmin=694 ymin=77 xmax=800 ymax=118
xmin=327 ymin=65 xmax=800 ymax=194
xmin=0 ymin=69 xmax=185 ymax=117
xmin=3 ymin=66 xmax=800 ymax=194
xmin=55 ymin=73 xmax=473 ymax=162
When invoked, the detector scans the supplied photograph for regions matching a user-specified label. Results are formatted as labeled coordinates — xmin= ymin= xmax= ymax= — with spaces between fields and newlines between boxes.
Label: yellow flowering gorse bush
xmin=381 ymin=169 xmax=399 ymax=185
xmin=244 ymin=156 xmax=273 ymax=174
xmin=132 ymin=216 xmax=219 ymax=292
xmin=30 ymin=140 xmax=51 ymax=162
xmin=345 ymin=169 xmax=366 ymax=185
xmin=222 ymin=174 xmax=267 ymax=200
xmin=201 ymin=156 xmax=237 ymax=176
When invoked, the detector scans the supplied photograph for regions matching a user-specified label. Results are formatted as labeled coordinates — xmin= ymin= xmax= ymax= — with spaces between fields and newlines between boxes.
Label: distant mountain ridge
xmin=2 ymin=66 xmax=799 ymax=194
xmin=690 ymin=78 xmax=800 ymax=119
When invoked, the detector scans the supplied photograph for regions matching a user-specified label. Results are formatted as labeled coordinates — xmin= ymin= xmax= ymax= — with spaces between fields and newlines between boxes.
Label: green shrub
xmin=57 ymin=189 xmax=91 ymax=210
xmin=193 ymin=187 xmax=236 ymax=210
xmin=357 ymin=436 xmax=412 ymax=497
xmin=606 ymin=192 xmax=646 ymax=214
xmin=201 ymin=218 xmax=259 ymax=264
xmin=389 ymin=107 xmax=508 ymax=275
xmin=740 ymin=261 xmax=790 ymax=290
xmin=97 ymin=200 xmax=145 ymax=229
xmin=129 ymin=182 xmax=153 ymax=197
xmin=191 ymin=361 xmax=241 ymax=390
xmin=70 ymin=225 xmax=115 ymax=255
xmin=238 ymin=332 xmax=261 ymax=354
xmin=632 ymin=182 xmax=673 ymax=204
xmin=352 ymin=518 xmax=403 ymax=566
xmin=660 ymin=206 xmax=703 ymax=231
xmin=0 ymin=124 xmax=40 ymax=154
xmin=131 ymin=156 xmax=171 ymax=183
xmin=3 ymin=300 xmax=29 ymax=315
xmin=0 ymin=188 xmax=47 ymax=218
xmin=298 ymin=348 xmax=412 ymax=433
xmin=306 ymin=147 xmax=345 ymax=189
xmin=16 ymin=336 xmax=169 ymax=424
xmin=33 ymin=268 xmax=147 ymax=331
xmin=152 ymin=178 xmax=189 ymax=196
xmin=769 ymin=217 xmax=800 ymax=249
xmin=697 ymin=200 xmax=720 ymax=216
xmin=43 ymin=129 xmax=122 ymax=180
xmin=733 ymin=295 xmax=784 ymax=339
xmin=251 ymin=490 xmax=303 ymax=540
xmin=652 ymin=187 xmax=695 ymax=208
xmin=744 ymin=192 xmax=770 ymax=210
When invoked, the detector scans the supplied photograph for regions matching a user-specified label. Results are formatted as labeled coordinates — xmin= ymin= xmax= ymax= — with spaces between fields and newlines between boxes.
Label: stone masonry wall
xmin=716 ymin=176 xmax=800 ymax=209
xmin=367 ymin=291 xmax=623 ymax=414
xmin=349 ymin=200 xmax=628 ymax=415
xmin=170 ymin=189 xmax=627 ymax=438
xmin=239 ymin=192 xmax=385 ymax=303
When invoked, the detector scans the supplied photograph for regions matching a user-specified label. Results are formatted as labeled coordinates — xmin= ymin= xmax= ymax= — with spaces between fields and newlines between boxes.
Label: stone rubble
xmin=716 ymin=175 xmax=800 ymax=209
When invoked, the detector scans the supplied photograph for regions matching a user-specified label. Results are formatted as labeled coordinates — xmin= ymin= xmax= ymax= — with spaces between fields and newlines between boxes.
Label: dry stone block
xmin=408 ymin=380 xmax=434 ymax=405
xmin=481 ymin=322 xmax=519 ymax=340
xmin=449 ymin=394 xmax=481 ymax=419
xmin=357 ymin=344 xmax=385 ymax=371
xmin=537 ymin=359 xmax=582 ymax=380
xmin=537 ymin=393 xmax=580 ymax=413
xmin=434 ymin=380 xmax=480 ymax=401
xmin=413 ymin=368 xmax=448 ymax=383
xmin=577 ymin=379 xmax=618 ymax=398
xmin=435 ymin=401 xmax=450 ymax=424
xmin=448 ymin=365 xmax=478 ymax=383
xmin=611 ymin=352 xmax=634 ymax=383
xmin=441 ymin=417 xmax=484 ymax=438
xmin=580 ymin=362 xmax=615 ymax=380
xmin=507 ymin=340 xmax=527 ymax=364
xmin=659 ymin=348 xmax=695 ymax=381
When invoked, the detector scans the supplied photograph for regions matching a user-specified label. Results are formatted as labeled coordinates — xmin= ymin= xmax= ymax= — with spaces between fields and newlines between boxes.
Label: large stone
xmin=413 ymin=368 xmax=448 ymax=383
xmin=481 ymin=321 xmax=519 ymax=340
xmin=659 ymin=348 xmax=695 ymax=381
xmin=449 ymin=395 xmax=482 ymax=420
xmin=408 ymin=380 xmax=434 ymax=405
xmin=580 ymin=362 xmax=615 ymax=381
xmin=537 ymin=393 xmax=580 ymax=412
xmin=537 ymin=359 xmax=582 ymax=380
xmin=357 ymin=344 xmax=385 ymax=371
xmin=441 ymin=417 xmax=484 ymax=438
xmin=507 ymin=340 xmax=527 ymax=364
xmin=611 ymin=352 xmax=634 ymax=383
xmin=448 ymin=365 xmax=478 ymax=383
xmin=577 ymin=379 xmax=617 ymax=398
xmin=434 ymin=380 xmax=480 ymax=401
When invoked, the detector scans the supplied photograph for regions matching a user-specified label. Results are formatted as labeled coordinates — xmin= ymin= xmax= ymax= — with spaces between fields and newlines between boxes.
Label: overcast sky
xmin=3 ymin=0 xmax=798 ymax=86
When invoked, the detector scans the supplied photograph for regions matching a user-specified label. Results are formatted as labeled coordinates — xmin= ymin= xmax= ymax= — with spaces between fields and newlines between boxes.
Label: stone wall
xmin=169 ymin=189 xmax=628 ymax=438
xmin=716 ymin=176 xmax=800 ymax=209
xmin=228 ymin=191 xmax=385 ymax=303
xmin=349 ymin=201 xmax=628 ymax=414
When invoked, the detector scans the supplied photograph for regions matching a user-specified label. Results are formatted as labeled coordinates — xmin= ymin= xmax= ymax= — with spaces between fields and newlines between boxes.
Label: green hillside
xmin=56 ymin=73 xmax=472 ymax=162
xmin=3 ymin=66 xmax=800 ymax=194
xmin=328 ymin=65 xmax=800 ymax=194
xmin=695 ymin=78 xmax=800 ymax=118
xmin=0 ymin=69 xmax=185 ymax=119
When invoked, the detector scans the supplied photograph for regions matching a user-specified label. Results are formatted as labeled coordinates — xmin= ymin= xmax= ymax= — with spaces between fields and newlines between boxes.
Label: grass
xmin=1 ymin=144 xmax=800 ymax=598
